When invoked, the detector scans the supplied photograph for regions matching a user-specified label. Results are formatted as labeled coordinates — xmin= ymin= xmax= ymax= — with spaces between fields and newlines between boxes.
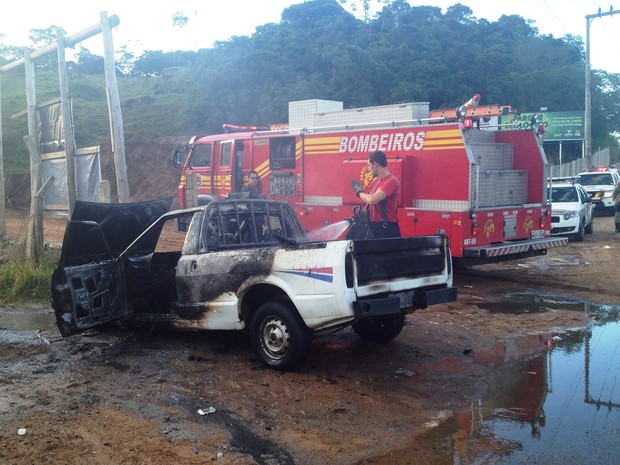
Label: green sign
xmin=499 ymin=111 xmax=584 ymax=141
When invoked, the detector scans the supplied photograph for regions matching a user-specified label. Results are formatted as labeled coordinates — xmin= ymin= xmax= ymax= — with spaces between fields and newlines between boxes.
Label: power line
xmin=599 ymin=4 xmax=620 ymax=55
xmin=611 ymin=15 xmax=620 ymax=43
xmin=538 ymin=0 xmax=569 ymax=36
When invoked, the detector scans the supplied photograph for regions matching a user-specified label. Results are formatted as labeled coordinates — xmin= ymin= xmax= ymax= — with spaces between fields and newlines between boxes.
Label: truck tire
xmin=250 ymin=302 xmax=313 ymax=371
xmin=352 ymin=314 xmax=406 ymax=343
xmin=585 ymin=219 xmax=593 ymax=234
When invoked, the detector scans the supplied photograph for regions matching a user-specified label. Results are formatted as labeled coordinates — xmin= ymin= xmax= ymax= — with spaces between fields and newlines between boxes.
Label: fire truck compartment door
xmin=342 ymin=158 xmax=404 ymax=205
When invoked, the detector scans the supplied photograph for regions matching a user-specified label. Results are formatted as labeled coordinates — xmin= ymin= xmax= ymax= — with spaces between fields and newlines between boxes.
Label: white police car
xmin=576 ymin=167 xmax=620 ymax=215
xmin=550 ymin=182 xmax=594 ymax=241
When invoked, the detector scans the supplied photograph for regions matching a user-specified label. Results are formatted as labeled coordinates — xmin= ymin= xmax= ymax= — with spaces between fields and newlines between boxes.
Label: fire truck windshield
xmin=190 ymin=144 xmax=212 ymax=168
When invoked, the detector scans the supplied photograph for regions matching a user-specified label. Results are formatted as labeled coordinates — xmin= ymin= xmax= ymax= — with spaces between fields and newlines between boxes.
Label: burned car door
xmin=52 ymin=197 xmax=172 ymax=336
xmin=51 ymin=220 xmax=126 ymax=336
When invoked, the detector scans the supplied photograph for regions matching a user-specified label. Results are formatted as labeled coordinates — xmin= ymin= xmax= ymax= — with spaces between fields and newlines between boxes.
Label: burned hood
xmin=60 ymin=197 xmax=172 ymax=265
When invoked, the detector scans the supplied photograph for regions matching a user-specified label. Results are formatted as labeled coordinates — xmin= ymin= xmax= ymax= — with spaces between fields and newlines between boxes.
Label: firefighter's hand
xmin=351 ymin=180 xmax=364 ymax=197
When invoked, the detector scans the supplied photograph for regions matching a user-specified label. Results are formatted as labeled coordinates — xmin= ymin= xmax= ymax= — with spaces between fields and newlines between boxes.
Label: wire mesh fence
xmin=4 ymin=209 xmax=68 ymax=247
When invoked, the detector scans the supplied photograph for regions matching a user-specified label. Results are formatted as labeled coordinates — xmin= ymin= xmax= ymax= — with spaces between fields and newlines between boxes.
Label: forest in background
xmin=1 ymin=0 xmax=619 ymax=175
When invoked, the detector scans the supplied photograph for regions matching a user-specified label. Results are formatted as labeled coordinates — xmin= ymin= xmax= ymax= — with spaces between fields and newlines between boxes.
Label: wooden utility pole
xmin=24 ymin=135 xmax=54 ymax=260
xmin=0 ymin=77 xmax=5 ymax=237
xmin=56 ymin=29 xmax=77 ymax=216
xmin=585 ymin=14 xmax=592 ymax=169
xmin=24 ymin=50 xmax=43 ymax=260
xmin=585 ymin=8 xmax=620 ymax=169
xmin=101 ymin=11 xmax=130 ymax=202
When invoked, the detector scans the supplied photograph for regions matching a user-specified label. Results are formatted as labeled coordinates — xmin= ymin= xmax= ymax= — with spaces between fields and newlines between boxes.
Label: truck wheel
xmin=250 ymin=302 xmax=312 ymax=371
xmin=352 ymin=314 xmax=406 ymax=343
xmin=585 ymin=219 xmax=593 ymax=234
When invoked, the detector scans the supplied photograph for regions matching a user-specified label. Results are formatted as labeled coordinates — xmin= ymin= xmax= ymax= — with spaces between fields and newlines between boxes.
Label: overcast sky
xmin=1 ymin=1 xmax=620 ymax=73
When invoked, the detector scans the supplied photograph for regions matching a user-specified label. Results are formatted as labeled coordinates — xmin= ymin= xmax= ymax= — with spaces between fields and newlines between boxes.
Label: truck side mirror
xmin=172 ymin=149 xmax=182 ymax=168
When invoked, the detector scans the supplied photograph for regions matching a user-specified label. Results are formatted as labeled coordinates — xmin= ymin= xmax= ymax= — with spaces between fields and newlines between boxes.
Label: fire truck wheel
xmin=250 ymin=302 xmax=313 ymax=371
xmin=352 ymin=314 xmax=406 ymax=343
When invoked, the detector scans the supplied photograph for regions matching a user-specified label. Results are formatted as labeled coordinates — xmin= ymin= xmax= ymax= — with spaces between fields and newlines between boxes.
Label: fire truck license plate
xmin=395 ymin=291 xmax=414 ymax=308
xmin=531 ymin=229 xmax=546 ymax=239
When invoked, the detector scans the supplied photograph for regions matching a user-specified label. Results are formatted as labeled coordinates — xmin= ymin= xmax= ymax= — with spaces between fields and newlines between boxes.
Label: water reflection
xmin=455 ymin=303 xmax=620 ymax=465
xmin=359 ymin=301 xmax=620 ymax=465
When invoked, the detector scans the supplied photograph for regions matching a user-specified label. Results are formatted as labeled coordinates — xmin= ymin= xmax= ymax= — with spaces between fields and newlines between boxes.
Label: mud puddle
xmin=475 ymin=290 xmax=618 ymax=315
xmin=366 ymin=301 xmax=620 ymax=465
xmin=0 ymin=307 xmax=55 ymax=331
xmin=461 ymin=315 xmax=620 ymax=464
xmin=514 ymin=255 xmax=589 ymax=270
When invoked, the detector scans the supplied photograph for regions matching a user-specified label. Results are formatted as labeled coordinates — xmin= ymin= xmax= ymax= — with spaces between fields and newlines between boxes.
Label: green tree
xmin=73 ymin=47 xmax=104 ymax=74
xmin=28 ymin=26 xmax=65 ymax=70
xmin=0 ymin=33 xmax=25 ymax=64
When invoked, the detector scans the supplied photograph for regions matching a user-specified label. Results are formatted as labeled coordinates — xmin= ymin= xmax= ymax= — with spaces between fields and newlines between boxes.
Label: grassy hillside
xmin=0 ymin=70 xmax=185 ymax=175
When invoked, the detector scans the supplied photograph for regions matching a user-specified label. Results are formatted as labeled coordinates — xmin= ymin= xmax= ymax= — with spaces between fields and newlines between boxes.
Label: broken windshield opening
xmin=201 ymin=200 xmax=307 ymax=249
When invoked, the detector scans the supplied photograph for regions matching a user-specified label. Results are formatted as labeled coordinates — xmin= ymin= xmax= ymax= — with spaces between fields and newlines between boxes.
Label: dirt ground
xmin=0 ymin=214 xmax=618 ymax=465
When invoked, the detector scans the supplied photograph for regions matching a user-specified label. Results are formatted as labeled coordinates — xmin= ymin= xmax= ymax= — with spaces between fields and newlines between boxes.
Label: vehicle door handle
xmin=191 ymin=260 xmax=198 ymax=272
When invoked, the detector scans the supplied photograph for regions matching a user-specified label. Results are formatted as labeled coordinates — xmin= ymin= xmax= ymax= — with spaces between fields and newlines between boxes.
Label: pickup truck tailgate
xmin=353 ymin=235 xmax=448 ymax=285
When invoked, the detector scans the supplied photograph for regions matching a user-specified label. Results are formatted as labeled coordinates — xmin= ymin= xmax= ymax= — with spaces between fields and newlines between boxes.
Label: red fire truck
xmin=174 ymin=98 xmax=567 ymax=266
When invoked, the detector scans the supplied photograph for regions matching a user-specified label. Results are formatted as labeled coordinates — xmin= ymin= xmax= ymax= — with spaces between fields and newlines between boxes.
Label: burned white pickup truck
xmin=52 ymin=197 xmax=457 ymax=370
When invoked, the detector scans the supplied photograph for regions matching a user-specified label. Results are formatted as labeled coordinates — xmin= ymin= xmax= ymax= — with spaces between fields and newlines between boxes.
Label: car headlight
xmin=563 ymin=211 xmax=579 ymax=220
xmin=603 ymin=191 xmax=613 ymax=198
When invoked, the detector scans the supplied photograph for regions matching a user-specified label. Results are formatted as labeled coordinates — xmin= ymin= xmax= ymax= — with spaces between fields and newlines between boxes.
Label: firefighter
xmin=613 ymin=178 xmax=620 ymax=233
xmin=241 ymin=170 xmax=263 ymax=198
xmin=351 ymin=150 xmax=401 ymax=238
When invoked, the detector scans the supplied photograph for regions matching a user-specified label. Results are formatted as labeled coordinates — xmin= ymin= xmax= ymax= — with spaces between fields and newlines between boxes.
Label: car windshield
xmin=577 ymin=173 xmax=614 ymax=186
xmin=551 ymin=187 xmax=578 ymax=202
